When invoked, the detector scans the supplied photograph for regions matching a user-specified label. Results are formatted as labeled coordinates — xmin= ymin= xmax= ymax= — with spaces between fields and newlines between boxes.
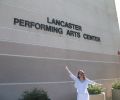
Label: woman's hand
xmin=65 ymin=66 xmax=68 ymax=70
xmin=95 ymin=83 xmax=103 ymax=86
xmin=65 ymin=66 xmax=70 ymax=73
xmin=95 ymin=83 xmax=103 ymax=85
xmin=65 ymin=66 xmax=77 ymax=81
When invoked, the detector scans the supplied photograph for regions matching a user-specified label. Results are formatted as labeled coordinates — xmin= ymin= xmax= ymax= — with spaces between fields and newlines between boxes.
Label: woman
xmin=65 ymin=66 xmax=101 ymax=100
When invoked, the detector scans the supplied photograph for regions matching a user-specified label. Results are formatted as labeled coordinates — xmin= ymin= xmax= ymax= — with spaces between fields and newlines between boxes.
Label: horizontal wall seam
xmin=0 ymin=78 xmax=120 ymax=86
xmin=0 ymin=54 xmax=120 ymax=64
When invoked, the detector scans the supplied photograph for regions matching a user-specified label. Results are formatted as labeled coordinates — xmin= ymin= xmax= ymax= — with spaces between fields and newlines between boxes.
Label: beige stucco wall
xmin=0 ymin=42 xmax=120 ymax=100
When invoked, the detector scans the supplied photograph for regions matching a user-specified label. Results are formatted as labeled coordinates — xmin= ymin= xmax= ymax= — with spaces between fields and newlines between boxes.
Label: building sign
xmin=13 ymin=17 xmax=101 ymax=42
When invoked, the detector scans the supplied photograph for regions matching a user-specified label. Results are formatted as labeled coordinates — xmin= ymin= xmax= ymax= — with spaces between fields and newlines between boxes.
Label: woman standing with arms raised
xmin=65 ymin=66 xmax=101 ymax=100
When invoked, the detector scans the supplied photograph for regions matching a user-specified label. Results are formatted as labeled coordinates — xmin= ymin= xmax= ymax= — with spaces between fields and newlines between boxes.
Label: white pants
xmin=77 ymin=93 xmax=89 ymax=100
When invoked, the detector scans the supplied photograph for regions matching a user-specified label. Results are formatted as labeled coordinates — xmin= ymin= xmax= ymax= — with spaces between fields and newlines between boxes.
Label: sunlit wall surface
xmin=115 ymin=0 xmax=120 ymax=29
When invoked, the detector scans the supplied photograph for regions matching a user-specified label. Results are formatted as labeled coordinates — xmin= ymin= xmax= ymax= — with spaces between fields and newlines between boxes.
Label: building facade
xmin=0 ymin=0 xmax=120 ymax=100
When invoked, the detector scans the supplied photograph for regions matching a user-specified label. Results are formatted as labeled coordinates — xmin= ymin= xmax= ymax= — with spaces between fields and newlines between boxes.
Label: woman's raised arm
xmin=65 ymin=66 xmax=77 ymax=81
